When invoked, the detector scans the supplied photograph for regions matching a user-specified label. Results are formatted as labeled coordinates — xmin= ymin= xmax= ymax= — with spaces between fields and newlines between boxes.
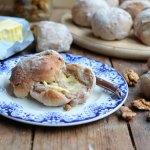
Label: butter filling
xmin=43 ymin=74 xmax=84 ymax=94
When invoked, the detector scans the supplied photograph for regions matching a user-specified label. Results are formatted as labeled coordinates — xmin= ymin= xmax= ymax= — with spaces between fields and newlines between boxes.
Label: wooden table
xmin=0 ymin=9 xmax=149 ymax=150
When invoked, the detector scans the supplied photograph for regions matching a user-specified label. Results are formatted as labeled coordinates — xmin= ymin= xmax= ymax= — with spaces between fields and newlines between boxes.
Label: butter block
xmin=0 ymin=19 xmax=23 ymax=42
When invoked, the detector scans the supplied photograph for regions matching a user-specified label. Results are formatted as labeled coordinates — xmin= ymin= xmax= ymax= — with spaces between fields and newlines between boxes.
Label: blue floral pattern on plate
xmin=0 ymin=53 xmax=128 ymax=126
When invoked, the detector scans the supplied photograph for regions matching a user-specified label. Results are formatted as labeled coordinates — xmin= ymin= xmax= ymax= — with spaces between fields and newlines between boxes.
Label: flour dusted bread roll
xmin=36 ymin=21 xmax=73 ymax=52
xmin=120 ymin=0 xmax=150 ymax=19
xmin=134 ymin=9 xmax=150 ymax=46
xmin=10 ymin=50 xmax=96 ymax=107
xmin=91 ymin=7 xmax=133 ymax=40
xmin=72 ymin=0 xmax=109 ymax=27
xmin=119 ymin=0 xmax=150 ymax=4
xmin=105 ymin=0 xmax=119 ymax=7
xmin=140 ymin=71 xmax=150 ymax=98
xmin=10 ymin=50 xmax=65 ymax=98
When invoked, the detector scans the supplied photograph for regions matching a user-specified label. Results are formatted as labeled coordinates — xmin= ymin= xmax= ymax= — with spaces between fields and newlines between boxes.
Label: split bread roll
xmin=10 ymin=50 xmax=96 ymax=107
xmin=134 ymin=8 xmax=150 ymax=46
xmin=10 ymin=50 xmax=65 ymax=98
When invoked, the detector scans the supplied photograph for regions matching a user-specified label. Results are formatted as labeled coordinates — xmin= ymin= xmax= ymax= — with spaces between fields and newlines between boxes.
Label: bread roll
xmin=36 ymin=21 xmax=73 ymax=53
xmin=10 ymin=50 xmax=96 ymax=107
xmin=10 ymin=50 xmax=65 ymax=98
xmin=147 ymin=57 xmax=150 ymax=69
xmin=119 ymin=0 xmax=150 ymax=4
xmin=105 ymin=0 xmax=119 ymax=7
xmin=134 ymin=8 xmax=150 ymax=46
xmin=140 ymin=71 xmax=150 ymax=98
xmin=30 ymin=64 xmax=96 ymax=106
xmin=72 ymin=0 xmax=109 ymax=27
xmin=120 ymin=0 xmax=150 ymax=19
xmin=91 ymin=7 xmax=133 ymax=40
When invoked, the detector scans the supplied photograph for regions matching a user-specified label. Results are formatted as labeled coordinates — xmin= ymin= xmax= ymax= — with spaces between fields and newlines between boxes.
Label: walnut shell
xmin=147 ymin=57 xmax=150 ymax=70
xmin=140 ymin=71 xmax=150 ymax=98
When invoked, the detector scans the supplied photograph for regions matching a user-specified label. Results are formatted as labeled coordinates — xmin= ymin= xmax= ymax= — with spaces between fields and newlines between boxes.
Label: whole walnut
xmin=140 ymin=71 xmax=150 ymax=98
xmin=147 ymin=57 xmax=150 ymax=70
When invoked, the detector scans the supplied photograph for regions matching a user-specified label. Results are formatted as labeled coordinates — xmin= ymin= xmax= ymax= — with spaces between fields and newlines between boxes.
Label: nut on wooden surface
xmin=123 ymin=69 xmax=139 ymax=86
xmin=147 ymin=111 xmax=150 ymax=121
xmin=120 ymin=106 xmax=136 ymax=121
xmin=132 ymin=99 xmax=150 ymax=111
xmin=140 ymin=71 xmax=150 ymax=98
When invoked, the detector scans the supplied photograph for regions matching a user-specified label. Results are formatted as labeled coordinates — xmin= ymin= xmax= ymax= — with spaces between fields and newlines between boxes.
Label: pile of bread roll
xmin=72 ymin=0 xmax=150 ymax=46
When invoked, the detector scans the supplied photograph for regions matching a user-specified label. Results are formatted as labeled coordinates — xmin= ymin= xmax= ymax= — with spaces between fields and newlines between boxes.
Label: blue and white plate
xmin=0 ymin=53 xmax=128 ymax=126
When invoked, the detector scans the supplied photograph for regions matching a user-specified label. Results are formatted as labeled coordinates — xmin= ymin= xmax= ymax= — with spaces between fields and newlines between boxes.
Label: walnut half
xmin=132 ymin=99 xmax=150 ymax=111
xmin=64 ymin=104 xmax=72 ymax=111
xmin=123 ymin=69 xmax=139 ymax=86
xmin=120 ymin=106 xmax=136 ymax=121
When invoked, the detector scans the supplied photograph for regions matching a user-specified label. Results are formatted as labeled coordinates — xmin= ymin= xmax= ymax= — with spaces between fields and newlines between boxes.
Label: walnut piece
xmin=147 ymin=112 xmax=150 ymax=122
xmin=69 ymin=100 xmax=78 ymax=107
xmin=132 ymin=99 xmax=150 ymax=111
xmin=64 ymin=104 xmax=72 ymax=111
xmin=120 ymin=106 xmax=136 ymax=121
xmin=123 ymin=69 xmax=139 ymax=86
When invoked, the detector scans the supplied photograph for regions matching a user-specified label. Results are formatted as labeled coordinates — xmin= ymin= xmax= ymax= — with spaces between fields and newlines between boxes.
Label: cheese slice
xmin=0 ymin=19 xmax=23 ymax=42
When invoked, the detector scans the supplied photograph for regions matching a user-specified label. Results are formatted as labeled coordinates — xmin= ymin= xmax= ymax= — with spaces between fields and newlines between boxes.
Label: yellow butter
xmin=0 ymin=19 xmax=23 ymax=42
xmin=43 ymin=81 xmax=69 ymax=93
xmin=43 ymin=75 xmax=83 ymax=94
xmin=61 ymin=75 xmax=82 ymax=92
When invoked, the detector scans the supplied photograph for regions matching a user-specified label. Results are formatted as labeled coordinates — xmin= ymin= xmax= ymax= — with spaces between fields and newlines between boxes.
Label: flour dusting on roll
xmin=134 ymin=8 xmax=150 ymax=46
xmin=91 ymin=7 xmax=133 ymax=40
xmin=72 ymin=0 xmax=109 ymax=27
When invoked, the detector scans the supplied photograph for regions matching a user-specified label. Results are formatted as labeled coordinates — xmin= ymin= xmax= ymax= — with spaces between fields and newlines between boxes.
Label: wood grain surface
xmin=0 ymin=8 xmax=149 ymax=150
xmin=112 ymin=59 xmax=149 ymax=150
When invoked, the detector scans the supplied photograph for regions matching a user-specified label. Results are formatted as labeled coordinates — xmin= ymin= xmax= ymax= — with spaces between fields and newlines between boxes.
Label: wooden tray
xmin=62 ymin=13 xmax=150 ymax=60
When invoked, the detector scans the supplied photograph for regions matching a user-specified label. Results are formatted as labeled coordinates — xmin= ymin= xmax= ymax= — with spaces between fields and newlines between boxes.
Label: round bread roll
xmin=119 ymin=0 xmax=150 ymax=4
xmin=71 ymin=0 xmax=109 ymax=27
xmin=140 ymin=71 xmax=150 ymax=98
xmin=10 ymin=50 xmax=96 ymax=107
xmin=120 ymin=0 xmax=150 ymax=19
xmin=147 ymin=57 xmax=150 ymax=69
xmin=105 ymin=0 xmax=119 ymax=7
xmin=134 ymin=8 xmax=150 ymax=46
xmin=36 ymin=21 xmax=73 ymax=53
xmin=10 ymin=50 xmax=65 ymax=98
xmin=91 ymin=7 xmax=133 ymax=40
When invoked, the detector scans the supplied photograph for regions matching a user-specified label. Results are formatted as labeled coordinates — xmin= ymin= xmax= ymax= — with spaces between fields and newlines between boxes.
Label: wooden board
xmin=62 ymin=13 xmax=150 ymax=60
